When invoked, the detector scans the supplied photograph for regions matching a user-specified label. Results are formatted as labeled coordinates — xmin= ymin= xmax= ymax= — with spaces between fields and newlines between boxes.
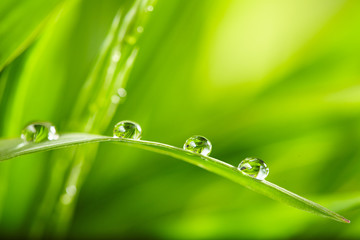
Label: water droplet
xmin=113 ymin=120 xmax=142 ymax=139
xmin=66 ymin=185 xmax=77 ymax=196
xmin=112 ymin=51 xmax=121 ymax=62
xmin=111 ymin=95 xmax=121 ymax=104
xmin=147 ymin=5 xmax=154 ymax=12
xmin=21 ymin=121 xmax=59 ymax=143
xmin=61 ymin=194 xmax=72 ymax=205
xmin=183 ymin=135 xmax=212 ymax=156
xmin=238 ymin=157 xmax=269 ymax=180
xmin=137 ymin=26 xmax=144 ymax=33
xmin=117 ymin=88 xmax=127 ymax=97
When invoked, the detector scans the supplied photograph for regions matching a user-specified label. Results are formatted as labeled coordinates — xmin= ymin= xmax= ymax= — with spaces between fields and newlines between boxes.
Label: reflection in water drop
xmin=238 ymin=157 xmax=269 ymax=180
xmin=183 ymin=135 xmax=212 ymax=156
xmin=21 ymin=121 xmax=59 ymax=143
xmin=113 ymin=120 xmax=142 ymax=139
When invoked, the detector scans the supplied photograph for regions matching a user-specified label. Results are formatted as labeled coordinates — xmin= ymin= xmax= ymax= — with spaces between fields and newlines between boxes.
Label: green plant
xmin=1 ymin=0 xmax=359 ymax=239
xmin=0 ymin=133 xmax=351 ymax=224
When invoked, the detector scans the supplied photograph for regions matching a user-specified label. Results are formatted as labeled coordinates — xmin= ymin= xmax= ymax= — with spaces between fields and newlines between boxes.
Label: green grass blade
xmin=0 ymin=0 xmax=65 ymax=72
xmin=0 ymin=133 xmax=350 ymax=224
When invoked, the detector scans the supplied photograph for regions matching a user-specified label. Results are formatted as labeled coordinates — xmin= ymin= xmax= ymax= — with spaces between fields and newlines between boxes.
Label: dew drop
xmin=137 ymin=26 xmax=144 ymax=33
xmin=146 ymin=5 xmax=154 ymax=12
xmin=21 ymin=121 xmax=59 ymax=143
xmin=111 ymin=94 xmax=121 ymax=104
xmin=183 ymin=135 xmax=212 ymax=156
xmin=238 ymin=157 xmax=269 ymax=180
xmin=66 ymin=185 xmax=77 ymax=196
xmin=117 ymin=88 xmax=127 ymax=97
xmin=113 ymin=120 xmax=142 ymax=139
xmin=61 ymin=194 xmax=72 ymax=205
xmin=112 ymin=51 xmax=121 ymax=62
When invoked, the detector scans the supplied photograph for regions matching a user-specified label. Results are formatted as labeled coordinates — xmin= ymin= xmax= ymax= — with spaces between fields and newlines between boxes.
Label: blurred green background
xmin=1 ymin=0 xmax=360 ymax=239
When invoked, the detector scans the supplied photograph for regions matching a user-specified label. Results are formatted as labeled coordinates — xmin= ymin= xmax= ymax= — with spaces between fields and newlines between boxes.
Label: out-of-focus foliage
xmin=1 ymin=0 xmax=360 ymax=239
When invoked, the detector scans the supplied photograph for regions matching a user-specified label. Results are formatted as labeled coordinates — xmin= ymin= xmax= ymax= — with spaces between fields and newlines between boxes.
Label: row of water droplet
xmin=21 ymin=120 xmax=269 ymax=180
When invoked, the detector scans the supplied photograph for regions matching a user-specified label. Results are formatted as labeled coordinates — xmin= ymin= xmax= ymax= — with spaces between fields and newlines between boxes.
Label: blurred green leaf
xmin=0 ymin=0 xmax=65 ymax=71
xmin=1 ymin=0 xmax=360 ymax=238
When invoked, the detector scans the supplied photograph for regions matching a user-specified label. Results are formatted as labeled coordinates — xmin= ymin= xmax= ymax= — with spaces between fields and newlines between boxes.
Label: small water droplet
xmin=61 ymin=194 xmax=72 ymax=205
xmin=137 ymin=26 xmax=144 ymax=33
xmin=66 ymin=185 xmax=77 ymax=196
xmin=112 ymin=51 xmax=121 ymax=62
xmin=111 ymin=95 xmax=121 ymax=104
xmin=113 ymin=120 xmax=142 ymax=139
xmin=238 ymin=157 xmax=269 ymax=180
xmin=21 ymin=121 xmax=59 ymax=143
xmin=117 ymin=88 xmax=127 ymax=97
xmin=183 ymin=135 xmax=212 ymax=156
xmin=147 ymin=5 xmax=154 ymax=12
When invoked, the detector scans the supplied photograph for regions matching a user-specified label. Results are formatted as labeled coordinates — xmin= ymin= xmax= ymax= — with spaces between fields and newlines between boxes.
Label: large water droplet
xmin=238 ymin=157 xmax=269 ymax=180
xmin=183 ymin=135 xmax=212 ymax=156
xmin=113 ymin=120 xmax=142 ymax=139
xmin=21 ymin=121 xmax=59 ymax=143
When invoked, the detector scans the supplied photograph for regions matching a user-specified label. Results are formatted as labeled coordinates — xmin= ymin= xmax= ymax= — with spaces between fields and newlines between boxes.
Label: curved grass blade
xmin=0 ymin=133 xmax=350 ymax=223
